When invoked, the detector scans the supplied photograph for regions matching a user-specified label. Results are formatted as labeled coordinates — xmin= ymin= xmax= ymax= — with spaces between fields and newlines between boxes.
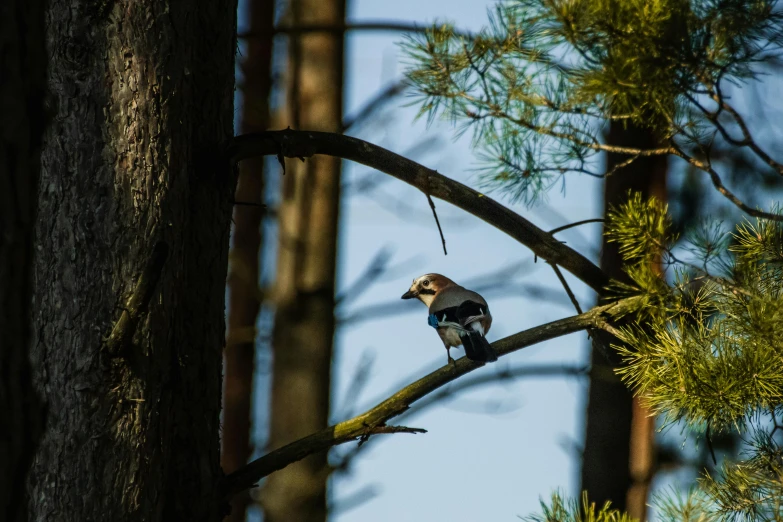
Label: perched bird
xmin=401 ymin=273 xmax=498 ymax=364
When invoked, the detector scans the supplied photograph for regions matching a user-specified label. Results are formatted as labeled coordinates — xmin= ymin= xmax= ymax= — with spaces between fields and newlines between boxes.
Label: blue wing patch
xmin=427 ymin=314 xmax=440 ymax=328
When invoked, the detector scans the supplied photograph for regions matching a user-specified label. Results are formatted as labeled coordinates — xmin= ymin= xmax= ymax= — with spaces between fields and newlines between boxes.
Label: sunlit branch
xmin=218 ymin=295 xmax=642 ymax=498
xmin=329 ymin=363 xmax=589 ymax=474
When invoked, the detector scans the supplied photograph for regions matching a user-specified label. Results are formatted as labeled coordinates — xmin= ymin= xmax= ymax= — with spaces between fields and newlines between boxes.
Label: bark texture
xmin=222 ymin=0 xmax=275 ymax=521
xmin=0 ymin=0 xmax=47 ymax=519
xmin=581 ymin=122 xmax=666 ymax=520
xmin=260 ymin=1 xmax=345 ymax=521
xmin=28 ymin=1 xmax=237 ymax=521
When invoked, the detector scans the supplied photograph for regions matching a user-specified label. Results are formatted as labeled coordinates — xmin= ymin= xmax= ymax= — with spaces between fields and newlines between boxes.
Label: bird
xmin=401 ymin=273 xmax=498 ymax=365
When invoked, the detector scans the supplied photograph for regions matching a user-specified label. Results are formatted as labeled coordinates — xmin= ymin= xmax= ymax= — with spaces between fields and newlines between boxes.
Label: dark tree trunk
xmin=260 ymin=1 xmax=346 ymax=521
xmin=222 ymin=0 xmax=275 ymax=521
xmin=581 ymin=122 xmax=665 ymax=520
xmin=28 ymin=1 xmax=237 ymax=521
xmin=0 ymin=0 xmax=47 ymax=520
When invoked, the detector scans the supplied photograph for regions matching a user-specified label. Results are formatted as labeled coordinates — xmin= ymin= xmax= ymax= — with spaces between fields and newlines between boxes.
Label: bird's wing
xmin=455 ymin=300 xmax=490 ymax=328
xmin=427 ymin=307 xmax=463 ymax=330
xmin=430 ymin=285 xmax=487 ymax=311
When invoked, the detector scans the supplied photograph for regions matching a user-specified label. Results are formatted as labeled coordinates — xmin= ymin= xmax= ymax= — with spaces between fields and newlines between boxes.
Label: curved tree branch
xmin=329 ymin=363 xmax=590 ymax=474
xmin=218 ymin=295 xmax=640 ymax=498
xmin=226 ymin=129 xmax=610 ymax=293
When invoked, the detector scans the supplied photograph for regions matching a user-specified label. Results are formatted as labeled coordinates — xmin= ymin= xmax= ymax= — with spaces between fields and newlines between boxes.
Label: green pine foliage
xmin=524 ymin=200 xmax=783 ymax=521
xmin=404 ymin=1 xmax=783 ymax=519
xmin=523 ymin=491 xmax=637 ymax=522
xmin=606 ymin=195 xmax=783 ymax=520
xmin=403 ymin=0 xmax=783 ymax=206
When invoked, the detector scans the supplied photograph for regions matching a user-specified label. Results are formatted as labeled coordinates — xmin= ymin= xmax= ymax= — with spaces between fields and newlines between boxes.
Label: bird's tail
xmin=460 ymin=327 xmax=498 ymax=363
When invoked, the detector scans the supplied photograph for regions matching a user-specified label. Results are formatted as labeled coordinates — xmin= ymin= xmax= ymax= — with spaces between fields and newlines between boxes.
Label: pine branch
xmin=669 ymin=141 xmax=783 ymax=221
xmin=226 ymin=129 xmax=611 ymax=293
xmin=217 ymin=295 xmax=641 ymax=498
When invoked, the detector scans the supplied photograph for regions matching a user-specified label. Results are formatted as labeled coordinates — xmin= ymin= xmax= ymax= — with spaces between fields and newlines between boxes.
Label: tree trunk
xmin=0 ymin=0 xmax=47 ymax=520
xmin=581 ymin=123 xmax=666 ymax=520
xmin=28 ymin=2 xmax=237 ymax=521
xmin=260 ymin=1 xmax=345 ymax=521
xmin=222 ymin=0 xmax=275 ymax=521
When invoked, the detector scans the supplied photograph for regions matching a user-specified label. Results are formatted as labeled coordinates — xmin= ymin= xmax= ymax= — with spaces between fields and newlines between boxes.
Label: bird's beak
xmin=401 ymin=290 xmax=417 ymax=300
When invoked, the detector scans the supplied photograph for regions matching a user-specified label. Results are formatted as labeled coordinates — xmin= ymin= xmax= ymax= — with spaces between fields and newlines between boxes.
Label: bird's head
xmin=401 ymin=273 xmax=455 ymax=307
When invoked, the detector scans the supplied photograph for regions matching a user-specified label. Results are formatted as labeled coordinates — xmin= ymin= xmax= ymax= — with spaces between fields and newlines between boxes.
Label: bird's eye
xmin=422 ymin=280 xmax=430 ymax=287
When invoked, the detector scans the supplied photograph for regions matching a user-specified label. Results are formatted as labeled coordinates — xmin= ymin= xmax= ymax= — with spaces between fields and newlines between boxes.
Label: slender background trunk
xmin=28 ymin=1 xmax=237 ymax=520
xmin=222 ymin=0 xmax=275 ymax=520
xmin=0 ymin=0 xmax=47 ymax=519
xmin=581 ymin=122 xmax=666 ymax=520
xmin=260 ymin=1 xmax=346 ymax=520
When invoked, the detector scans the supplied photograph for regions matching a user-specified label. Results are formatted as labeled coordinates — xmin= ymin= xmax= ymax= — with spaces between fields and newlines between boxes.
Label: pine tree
xmin=403 ymin=0 xmax=783 ymax=519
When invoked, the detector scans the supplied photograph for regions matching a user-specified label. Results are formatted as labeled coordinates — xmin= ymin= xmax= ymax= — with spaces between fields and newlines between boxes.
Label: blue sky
xmin=331 ymin=3 xmax=600 ymax=520
xmin=239 ymin=1 xmax=623 ymax=520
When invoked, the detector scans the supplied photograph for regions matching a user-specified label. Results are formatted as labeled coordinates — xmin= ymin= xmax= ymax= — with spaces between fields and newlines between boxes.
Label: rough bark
xmin=0 ymin=0 xmax=47 ymax=520
xmin=28 ymin=1 xmax=237 ymax=521
xmin=581 ymin=123 xmax=666 ymax=520
xmin=259 ymin=1 xmax=345 ymax=521
xmin=222 ymin=1 xmax=275 ymax=521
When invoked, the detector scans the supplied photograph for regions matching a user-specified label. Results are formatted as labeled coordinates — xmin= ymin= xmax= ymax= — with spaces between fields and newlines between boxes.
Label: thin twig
xmin=549 ymin=263 xmax=583 ymax=315
xmin=669 ymin=140 xmax=783 ymax=221
xmin=549 ymin=218 xmax=605 ymax=236
xmin=104 ymin=242 xmax=169 ymax=356
xmin=217 ymin=295 xmax=641 ymax=498
xmin=426 ymin=194 xmax=447 ymax=255
xmin=707 ymin=90 xmax=783 ymax=176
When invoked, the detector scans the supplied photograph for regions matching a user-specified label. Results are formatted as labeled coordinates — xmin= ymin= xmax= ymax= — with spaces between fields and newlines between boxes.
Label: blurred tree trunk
xmin=0 ymin=0 xmax=47 ymax=520
xmin=260 ymin=1 xmax=346 ymax=521
xmin=222 ymin=0 xmax=275 ymax=521
xmin=27 ymin=1 xmax=237 ymax=521
xmin=581 ymin=122 xmax=666 ymax=521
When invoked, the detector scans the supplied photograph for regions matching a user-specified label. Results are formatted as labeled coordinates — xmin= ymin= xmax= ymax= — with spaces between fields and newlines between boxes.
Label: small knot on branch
xmin=103 ymin=241 xmax=169 ymax=356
